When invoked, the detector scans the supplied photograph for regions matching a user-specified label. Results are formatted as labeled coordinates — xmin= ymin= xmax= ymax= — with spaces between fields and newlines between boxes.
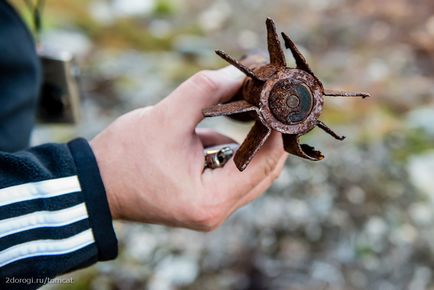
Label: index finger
xmin=157 ymin=66 xmax=245 ymax=131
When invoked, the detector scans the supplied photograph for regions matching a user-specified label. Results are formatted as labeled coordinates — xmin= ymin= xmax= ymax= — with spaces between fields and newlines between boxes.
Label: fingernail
xmin=221 ymin=65 xmax=246 ymax=79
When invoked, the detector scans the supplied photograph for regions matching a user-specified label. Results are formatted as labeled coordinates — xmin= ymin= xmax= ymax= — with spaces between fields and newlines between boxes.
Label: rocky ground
xmin=15 ymin=0 xmax=434 ymax=289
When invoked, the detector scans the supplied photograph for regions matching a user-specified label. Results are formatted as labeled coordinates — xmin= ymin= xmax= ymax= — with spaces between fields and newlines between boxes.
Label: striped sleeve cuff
xmin=0 ymin=179 xmax=94 ymax=269
xmin=67 ymin=138 xmax=118 ymax=261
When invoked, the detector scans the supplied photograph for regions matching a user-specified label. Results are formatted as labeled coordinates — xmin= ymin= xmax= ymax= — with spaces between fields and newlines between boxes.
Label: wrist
xmin=89 ymin=137 xmax=121 ymax=220
xmin=67 ymin=137 xmax=119 ymax=260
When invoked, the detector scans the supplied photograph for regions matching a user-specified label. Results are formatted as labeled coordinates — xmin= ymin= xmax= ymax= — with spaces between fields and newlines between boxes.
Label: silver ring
xmin=204 ymin=143 xmax=239 ymax=169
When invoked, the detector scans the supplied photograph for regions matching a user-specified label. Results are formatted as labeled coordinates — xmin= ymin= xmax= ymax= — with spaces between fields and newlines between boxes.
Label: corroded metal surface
xmin=282 ymin=134 xmax=324 ymax=161
xmin=203 ymin=18 xmax=370 ymax=171
xmin=203 ymin=100 xmax=257 ymax=117
xmin=234 ymin=121 xmax=271 ymax=171
xmin=258 ymin=68 xmax=323 ymax=135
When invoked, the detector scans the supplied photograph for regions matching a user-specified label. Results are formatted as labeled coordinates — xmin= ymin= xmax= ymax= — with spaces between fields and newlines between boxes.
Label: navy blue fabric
xmin=0 ymin=191 xmax=82 ymax=220
xmin=0 ymin=219 xmax=91 ymax=252
xmin=0 ymin=2 xmax=118 ymax=288
xmin=0 ymin=1 xmax=40 ymax=152
xmin=0 ymin=244 xmax=98 ymax=290
xmin=0 ymin=140 xmax=118 ymax=288
xmin=68 ymin=138 xmax=118 ymax=261
xmin=0 ymin=142 xmax=77 ymax=189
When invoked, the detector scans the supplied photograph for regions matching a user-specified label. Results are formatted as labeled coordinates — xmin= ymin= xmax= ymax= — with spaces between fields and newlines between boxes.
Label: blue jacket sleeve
xmin=0 ymin=138 xmax=118 ymax=289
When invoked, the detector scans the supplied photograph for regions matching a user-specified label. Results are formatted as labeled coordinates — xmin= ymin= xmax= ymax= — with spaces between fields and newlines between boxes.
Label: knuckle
xmin=188 ymin=206 xmax=222 ymax=232
xmin=263 ymin=155 xmax=279 ymax=177
xmin=191 ymin=70 xmax=219 ymax=93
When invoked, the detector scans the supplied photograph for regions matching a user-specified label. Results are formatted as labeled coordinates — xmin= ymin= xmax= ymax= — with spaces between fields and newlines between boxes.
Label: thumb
xmin=158 ymin=66 xmax=245 ymax=130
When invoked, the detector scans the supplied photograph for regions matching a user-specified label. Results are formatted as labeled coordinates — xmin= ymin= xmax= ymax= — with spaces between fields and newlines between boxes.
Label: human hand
xmin=90 ymin=66 xmax=288 ymax=231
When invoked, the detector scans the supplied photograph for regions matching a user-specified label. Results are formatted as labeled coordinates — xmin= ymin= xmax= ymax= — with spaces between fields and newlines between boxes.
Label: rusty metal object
xmin=203 ymin=18 xmax=370 ymax=171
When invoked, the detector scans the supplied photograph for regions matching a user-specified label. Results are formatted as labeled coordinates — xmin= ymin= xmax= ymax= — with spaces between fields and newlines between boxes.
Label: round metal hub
xmin=268 ymin=79 xmax=314 ymax=124
xmin=258 ymin=68 xmax=324 ymax=135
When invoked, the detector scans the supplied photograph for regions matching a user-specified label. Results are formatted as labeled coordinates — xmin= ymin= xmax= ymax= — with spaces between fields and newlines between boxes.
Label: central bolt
xmin=268 ymin=79 xmax=314 ymax=125
xmin=287 ymin=95 xmax=300 ymax=109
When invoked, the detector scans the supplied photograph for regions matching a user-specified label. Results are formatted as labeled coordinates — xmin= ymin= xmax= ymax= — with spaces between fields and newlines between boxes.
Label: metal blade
xmin=203 ymin=100 xmax=258 ymax=117
xmin=234 ymin=121 xmax=271 ymax=171
xmin=265 ymin=18 xmax=286 ymax=66
xmin=324 ymin=89 xmax=370 ymax=99
xmin=215 ymin=50 xmax=265 ymax=82
xmin=282 ymin=134 xmax=324 ymax=161
xmin=281 ymin=32 xmax=314 ymax=75
xmin=316 ymin=120 xmax=345 ymax=141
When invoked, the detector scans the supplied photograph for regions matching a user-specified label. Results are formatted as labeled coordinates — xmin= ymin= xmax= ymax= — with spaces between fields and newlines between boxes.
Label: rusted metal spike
xmin=203 ymin=100 xmax=258 ymax=117
xmin=215 ymin=50 xmax=265 ymax=82
xmin=282 ymin=134 xmax=324 ymax=161
xmin=316 ymin=120 xmax=345 ymax=141
xmin=234 ymin=121 xmax=271 ymax=171
xmin=265 ymin=18 xmax=286 ymax=67
xmin=202 ymin=18 xmax=369 ymax=171
xmin=324 ymin=89 xmax=370 ymax=99
xmin=281 ymin=32 xmax=314 ymax=75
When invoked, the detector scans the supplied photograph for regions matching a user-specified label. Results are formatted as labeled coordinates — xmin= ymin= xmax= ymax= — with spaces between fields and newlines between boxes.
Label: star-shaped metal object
xmin=203 ymin=18 xmax=370 ymax=171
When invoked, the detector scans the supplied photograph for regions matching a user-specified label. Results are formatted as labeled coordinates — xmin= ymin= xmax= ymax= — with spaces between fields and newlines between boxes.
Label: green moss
xmin=56 ymin=268 xmax=96 ymax=290
xmin=355 ymin=245 xmax=374 ymax=258
xmin=107 ymin=20 xmax=173 ymax=51
xmin=153 ymin=0 xmax=176 ymax=17
xmin=391 ymin=129 xmax=434 ymax=162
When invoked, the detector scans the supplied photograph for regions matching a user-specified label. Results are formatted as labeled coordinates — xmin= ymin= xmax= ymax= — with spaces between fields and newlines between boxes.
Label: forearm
xmin=0 ymin=139 xmax=117 ymax=289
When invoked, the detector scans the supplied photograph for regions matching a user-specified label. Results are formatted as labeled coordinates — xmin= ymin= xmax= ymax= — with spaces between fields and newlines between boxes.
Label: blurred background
xmin=12 ymin=0 xmax=434 ymax=289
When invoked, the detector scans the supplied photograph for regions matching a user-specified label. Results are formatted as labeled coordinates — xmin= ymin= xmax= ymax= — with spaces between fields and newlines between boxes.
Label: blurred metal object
xmin=203 ymin=18 xmax=370 ymax=171
xmin=204 ymin=143 xmax=239 ymax=169
xmin=37 ymin=49 xmax=81 ymax=124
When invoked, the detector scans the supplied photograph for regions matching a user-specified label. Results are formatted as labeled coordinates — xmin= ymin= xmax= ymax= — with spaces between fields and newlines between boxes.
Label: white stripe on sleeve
xmin=0 ymin=229 xmax=95 ymax=268
xmin=0 ymin=203 xmax=89 ymax=239
xmin=0 ymin=176 xmax=81 ymax=207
